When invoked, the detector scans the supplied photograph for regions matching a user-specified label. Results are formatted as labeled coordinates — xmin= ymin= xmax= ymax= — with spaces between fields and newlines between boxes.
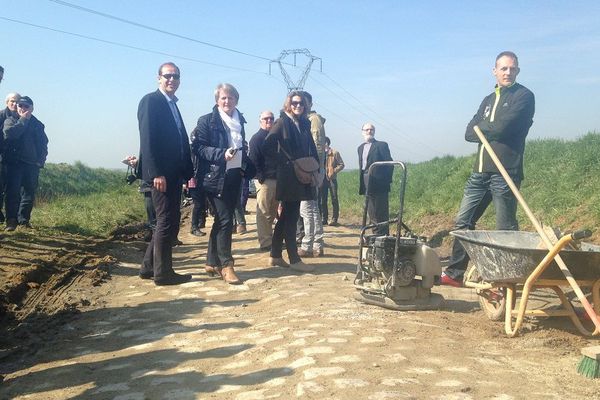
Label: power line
xmin=48 ymin=0 xmax=272 ymax=62
xmin=313 ymin=71 xmax=447 ymax=158
xmin=0 ymin=16 xmax=269 ymax=75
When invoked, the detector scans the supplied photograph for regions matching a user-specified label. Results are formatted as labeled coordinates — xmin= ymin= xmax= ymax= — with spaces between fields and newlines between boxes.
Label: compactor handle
xmin=571 ymin=230 xmax=592 ymax=241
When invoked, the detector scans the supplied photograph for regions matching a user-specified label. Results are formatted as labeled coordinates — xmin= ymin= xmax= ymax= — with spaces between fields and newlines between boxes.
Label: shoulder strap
xmin=278 ymin=141 xmax=293 ymax=161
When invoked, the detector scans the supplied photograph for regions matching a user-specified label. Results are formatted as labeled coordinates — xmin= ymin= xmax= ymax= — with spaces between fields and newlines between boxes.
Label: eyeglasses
xmin=362 ymin=128 xmax=374 ymax=132
xmin=261 ymin=117 xmax=274 ymax=121
xmin=18 ymin=104 xmax=30 ymax=109
xmin=161 ymin=74 xmax=180 ymax=80
xmin=291 ymin=101 xmax=304 ymax=107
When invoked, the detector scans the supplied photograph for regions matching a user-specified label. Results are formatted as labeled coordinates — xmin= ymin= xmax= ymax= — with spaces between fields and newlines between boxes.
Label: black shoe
xmin=191 ymin=229 xmax=206 ymax=237
xmin=172 ymin=238 xmax=184 ymax=247
xmin=259 ymin=245 xmax=272 ymax=252
xmin=328 ymin=221 xmax=339 ymax=227
xmin=155 ymin=273 xmax=192 ymax=286
xmin=144 ymin=230 xmax=153 ymax=242
xmin=20 ymin=221 xmax=33 ymax=229
xmin=139 ymin=271 xmax=154 ymax=280
xmin=5 ymin=219 xmax=17 ymax=232
xmin=322 ymin=221 xmax=328 ymax=226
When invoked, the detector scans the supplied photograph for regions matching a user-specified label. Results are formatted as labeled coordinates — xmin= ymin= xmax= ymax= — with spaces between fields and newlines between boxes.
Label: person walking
xmin=263 ymin=91 xmax=317 ymax=272
xmin=137 ymin=62 xmax=194 ymax=286
xmin=441 ymin=51 xmax=535 ymax=287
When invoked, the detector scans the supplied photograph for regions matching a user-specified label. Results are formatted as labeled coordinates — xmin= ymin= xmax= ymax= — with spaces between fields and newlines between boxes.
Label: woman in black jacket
xmin=191 ymin=83 xmax=251 ymax=284
xmin=263 ymin=91 xmax=317 ymax=272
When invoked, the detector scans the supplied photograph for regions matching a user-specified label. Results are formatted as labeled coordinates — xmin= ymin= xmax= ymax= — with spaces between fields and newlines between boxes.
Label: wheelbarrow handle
xmin=571 ymin=230 xmax=592 ymax=241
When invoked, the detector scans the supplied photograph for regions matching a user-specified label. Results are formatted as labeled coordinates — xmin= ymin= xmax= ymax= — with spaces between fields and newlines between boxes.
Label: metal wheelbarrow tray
xmin=451 ymin=230 xmax=600 ymax=337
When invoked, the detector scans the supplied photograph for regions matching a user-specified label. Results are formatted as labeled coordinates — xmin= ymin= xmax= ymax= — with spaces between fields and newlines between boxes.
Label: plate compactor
xmin=354 ymin=161 xmax=444 ymax=310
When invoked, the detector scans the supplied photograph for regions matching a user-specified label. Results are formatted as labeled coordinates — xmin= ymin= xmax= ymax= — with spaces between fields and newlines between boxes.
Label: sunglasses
xmin=291 ymin=101 xmax=304 ymax=107
xmin=162 ymin=74 xmax=180 ymax=80
xmin=261 ymin=117 xmax=274 ymax=121
xmin=18 ymin=104 xmax=31 ymax=109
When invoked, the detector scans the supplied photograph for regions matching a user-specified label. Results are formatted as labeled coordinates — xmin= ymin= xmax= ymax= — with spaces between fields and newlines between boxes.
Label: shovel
xmin=473 ymin=125 xmax=600 ymax=332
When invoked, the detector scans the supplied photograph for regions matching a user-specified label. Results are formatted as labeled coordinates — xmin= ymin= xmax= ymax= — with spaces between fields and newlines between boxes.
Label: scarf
xmin=219 ymin=107 xmax=243 ymax=170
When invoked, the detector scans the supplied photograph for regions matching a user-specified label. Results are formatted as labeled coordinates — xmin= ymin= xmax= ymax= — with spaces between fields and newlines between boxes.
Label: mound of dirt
xmin=0 ymin=229 xmax=118 ymax=362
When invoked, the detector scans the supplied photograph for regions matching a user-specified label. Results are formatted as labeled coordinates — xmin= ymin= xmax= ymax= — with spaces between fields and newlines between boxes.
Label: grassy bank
xmin=26 ymin=132 xmax=600 ymax=240
xmin=32 ymin=162 xmax=145 ymax=237
xmin=337 ymin=132 xmax=600 ymax=239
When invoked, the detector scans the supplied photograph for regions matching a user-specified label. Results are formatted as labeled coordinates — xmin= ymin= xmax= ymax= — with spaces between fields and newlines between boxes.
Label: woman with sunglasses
xmin=191 ymin=83 xmax=254 ymax=284
xmin=263 ymin=91 xmax=318 ymax=272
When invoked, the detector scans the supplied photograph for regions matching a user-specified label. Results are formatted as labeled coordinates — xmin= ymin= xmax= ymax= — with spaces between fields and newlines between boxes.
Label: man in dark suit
xmin=358 ymin=123 xmax=393 ymax=235
xmin=138 ymin=62 xmax=193 ymax=286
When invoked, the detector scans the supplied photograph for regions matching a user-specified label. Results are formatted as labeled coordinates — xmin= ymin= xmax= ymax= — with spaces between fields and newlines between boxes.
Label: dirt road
xmin=1 ymin=205 xmax=599 ymax=399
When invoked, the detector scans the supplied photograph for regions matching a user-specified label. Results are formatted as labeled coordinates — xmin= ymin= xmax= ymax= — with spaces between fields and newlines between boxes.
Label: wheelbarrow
xmin=452 ymin=229 xmax=600 ymax=337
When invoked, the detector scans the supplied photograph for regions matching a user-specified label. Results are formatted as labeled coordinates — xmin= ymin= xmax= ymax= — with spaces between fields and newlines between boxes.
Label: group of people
xmin=136 ymin=62 xmax=349 ymax=285
xmin=0 ymin=65 xmax=49 ymax=232
xmin=137 ymin=49 xmax=535 ymax=288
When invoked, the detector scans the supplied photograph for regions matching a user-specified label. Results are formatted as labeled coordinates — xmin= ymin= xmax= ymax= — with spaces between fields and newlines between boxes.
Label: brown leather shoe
xmin=205 ymin=265 xmax=221 ymax=278
xmin=236 ymin=224 xmax=247 ymax=234
xmin=269 ymin=257 xmax=290 ymax=268
xmin=220 ymin=264 xmax=242 ymax=285
xmin=290 ymin=261 xmax=315 ymax=273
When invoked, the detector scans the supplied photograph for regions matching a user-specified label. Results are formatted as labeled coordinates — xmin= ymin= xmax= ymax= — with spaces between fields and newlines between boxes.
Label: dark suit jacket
xmin=138 ymin=89 xmax=193 ymax=183
xmin=357 ymin=139 xmax=393 ymax=195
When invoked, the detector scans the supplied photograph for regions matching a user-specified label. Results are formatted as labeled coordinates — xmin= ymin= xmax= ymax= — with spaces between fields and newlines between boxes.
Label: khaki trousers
xmin=255 ymin=179 xmax=278 ymax=248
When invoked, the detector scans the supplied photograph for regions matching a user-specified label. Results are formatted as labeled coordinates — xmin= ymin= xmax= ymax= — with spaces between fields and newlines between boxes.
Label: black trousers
xmin=141 ymin=178 xmax=182 ymax=279
xmin=271 ymin=200 xmax=301 ymax=264
xmin=367 ymin=192 xmax=389 ymax=235
xmin=189 ymin=186 xmax=207 ymax=230
xmin=205 ymin=169 xmax=241 ymax=267
xmin=321 ymin=178 xmax=339 ymax=223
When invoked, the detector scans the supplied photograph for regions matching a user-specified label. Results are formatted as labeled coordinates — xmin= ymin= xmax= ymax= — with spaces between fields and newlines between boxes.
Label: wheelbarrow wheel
xmin=464 ymin=263 xmax=506 ymax=321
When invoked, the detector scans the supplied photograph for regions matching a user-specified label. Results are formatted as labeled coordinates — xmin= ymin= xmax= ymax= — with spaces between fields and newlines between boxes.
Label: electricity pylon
xmin=270 ymin=49 xmax=322 ymax=92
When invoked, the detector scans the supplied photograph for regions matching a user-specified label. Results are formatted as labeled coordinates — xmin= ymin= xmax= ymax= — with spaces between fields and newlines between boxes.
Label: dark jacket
xmin=465 ymin=82 xmax=535 ymax=179
xmin=0 ymin=107 xmax=16 ymax=163
xmin=192 ymin=105 xmax=253 ymax=195
xmin=138 ymin=89 xmax=193 ymax=183
xmin=249 ymin=128 xmax=277 ymax=183
xmin=3 ymin=114 xmax=49 ymax=167
xmin=263 ymin=111 xmax=318 ymax=202
xmin=357 ymin=139 xmax=393 ymax=195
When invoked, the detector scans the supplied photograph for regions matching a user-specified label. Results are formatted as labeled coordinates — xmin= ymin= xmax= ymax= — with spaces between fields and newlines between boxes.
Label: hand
xmin=126 ymin=155 xmax=138 ymax=167
xmin=18 ymin=107 xmax=32 ymax=119
xmin=153 ymin=176 xmax=167 ymax=192
xmin=224 ymin=147 xmax=236 ymax=161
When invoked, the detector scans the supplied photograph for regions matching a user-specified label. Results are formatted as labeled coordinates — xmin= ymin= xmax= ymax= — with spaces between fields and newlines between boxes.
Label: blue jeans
xmin=445 ymin=172 xmax=520 ymax=279
xmin=5 ymin=162 xmax=40 ymax=224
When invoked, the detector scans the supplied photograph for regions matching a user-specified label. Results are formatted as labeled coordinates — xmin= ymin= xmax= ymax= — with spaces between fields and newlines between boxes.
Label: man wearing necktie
xmin=357 ymin=123 xmax=393 ymax=235
xmin=137 ymin=62 xmax=194 ymax=286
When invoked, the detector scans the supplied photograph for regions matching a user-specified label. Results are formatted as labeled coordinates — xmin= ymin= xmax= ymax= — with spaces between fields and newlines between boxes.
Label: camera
xmin=126 ymin=174 xmax=137 ymax=185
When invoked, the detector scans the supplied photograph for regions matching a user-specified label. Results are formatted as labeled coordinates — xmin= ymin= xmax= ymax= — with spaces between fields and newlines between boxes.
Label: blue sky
xmin=2 ymin=0 xmax=599 ymax=169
